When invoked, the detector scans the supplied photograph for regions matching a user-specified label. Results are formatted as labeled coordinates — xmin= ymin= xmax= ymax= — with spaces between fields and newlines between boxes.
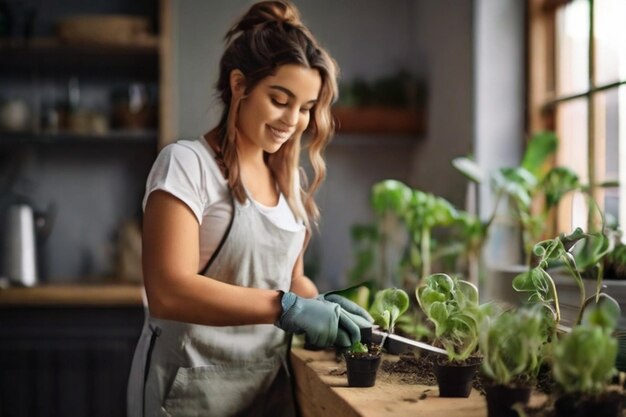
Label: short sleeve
xmin=142 ymin=143 xmax=206 ymax=223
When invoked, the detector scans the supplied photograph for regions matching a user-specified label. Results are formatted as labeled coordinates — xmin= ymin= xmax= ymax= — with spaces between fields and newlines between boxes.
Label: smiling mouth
xmin=268 ymin=126 xmax=293 ymax=141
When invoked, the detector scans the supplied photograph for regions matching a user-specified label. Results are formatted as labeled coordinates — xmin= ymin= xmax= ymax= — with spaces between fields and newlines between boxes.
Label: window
xmin=529 ymin=0 xmax=626 ymax=234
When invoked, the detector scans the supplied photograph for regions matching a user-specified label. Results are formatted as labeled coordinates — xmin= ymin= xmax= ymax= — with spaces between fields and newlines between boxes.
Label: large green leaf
xmin=521 ymin=131 xmax=558 ymax=176
xmin=371 ymin=180 xmax=412 ymax=215
xmin=541 ymin=167 xmax=580 ymax=208
xmin=369 ymin=288 xmax=410 ymax=333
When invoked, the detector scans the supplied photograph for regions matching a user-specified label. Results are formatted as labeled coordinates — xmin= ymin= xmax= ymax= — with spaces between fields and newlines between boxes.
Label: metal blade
xmin=372 ymin=329 xmax=448 ymax=356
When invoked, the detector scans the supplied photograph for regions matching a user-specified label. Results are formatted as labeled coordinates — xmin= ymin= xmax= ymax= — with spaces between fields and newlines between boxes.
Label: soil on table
xmin=378 ymin=350 xmax=487 ymax=393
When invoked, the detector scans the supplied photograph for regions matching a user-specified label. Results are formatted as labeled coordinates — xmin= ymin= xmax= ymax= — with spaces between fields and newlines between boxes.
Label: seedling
xmin=552 ymin=295 xmax=620 ymax=395
xmin=512 ymin=228 xmax=611 ymax=330
xmin=416 ymin=273 xmax=483 ymax=361
xmin=368 ymin=287 xmax=410 ymax=334
xmin=479 ymin=305 xmax=550 ymax=386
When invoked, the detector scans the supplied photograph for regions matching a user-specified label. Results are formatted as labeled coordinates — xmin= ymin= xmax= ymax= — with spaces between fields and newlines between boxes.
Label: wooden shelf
xmin=0 ymin=130 xmax=158 ymax=146
xmin=333 ymin=106 xmax=426 ymax=136
xmin=0 ymin=37 xmax=159 ymax=52
xmin=0 ymin=283 xmax=144 ymax=307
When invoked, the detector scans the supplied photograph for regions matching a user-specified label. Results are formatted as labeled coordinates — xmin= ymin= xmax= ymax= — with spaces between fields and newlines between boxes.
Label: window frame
xmin=528 ymin=0 xmax=626 ymax=234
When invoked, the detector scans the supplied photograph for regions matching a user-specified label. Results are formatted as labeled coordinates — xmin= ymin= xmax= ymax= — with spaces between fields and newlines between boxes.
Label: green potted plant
xmin=551 ymin=296 xmax=623 ymax=417
xmin=415 ymin=273 xmax=484 ymax=397
xmin=370 ymin=179 xmax=481 ymax=287
xmin=368 ymin=287 xmax=410 ymax=354
xmin=478 ymin=304 xmax=551 ymax=417
xmin=343 ymin=341 xmax=383 ymax=387
xmin=512 ymin=227 xmax=611 ymax=330
xmin=453 ymin=131 xmax=614 ymax=305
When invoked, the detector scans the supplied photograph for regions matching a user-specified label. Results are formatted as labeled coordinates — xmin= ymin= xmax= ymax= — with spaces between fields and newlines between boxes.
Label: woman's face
xmin=236 ymin=64 xmax=322 ymax=154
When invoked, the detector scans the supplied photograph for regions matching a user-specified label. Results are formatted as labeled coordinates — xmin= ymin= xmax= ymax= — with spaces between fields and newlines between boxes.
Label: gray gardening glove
xmin=276 ymin=291 xmax=341 ymax=348
xmin=318 ymin=293 xmax=374 ymax=347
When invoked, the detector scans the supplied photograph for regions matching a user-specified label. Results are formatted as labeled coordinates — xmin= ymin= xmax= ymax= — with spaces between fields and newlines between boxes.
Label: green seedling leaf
xmin=580 ymin=294 xmax=621 ymax=332
xmin=369 ymin=288 xmax=410 ymax=333
xmin=521 ymin=131 xmax=558 ymax=176
xmin=350 ymin=341 xmax=369 ymax=353
xmin=541 ymin=167 xmax=580 ymax=208
xmin=371 ymin=180 xmax=412 ymax=215
xmin=452 ymin=156 xmax=485 ymax=183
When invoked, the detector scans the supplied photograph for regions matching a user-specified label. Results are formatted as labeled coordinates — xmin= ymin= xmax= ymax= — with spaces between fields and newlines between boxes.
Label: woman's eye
xmin=300 ymin=107 xmax=312 ymax=114
xmin=271 ymin=98 xmax=288 ymax=107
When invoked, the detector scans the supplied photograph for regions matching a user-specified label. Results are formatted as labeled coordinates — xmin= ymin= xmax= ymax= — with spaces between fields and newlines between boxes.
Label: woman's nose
xmin=281 ymin=106 xmax=299 ymax=127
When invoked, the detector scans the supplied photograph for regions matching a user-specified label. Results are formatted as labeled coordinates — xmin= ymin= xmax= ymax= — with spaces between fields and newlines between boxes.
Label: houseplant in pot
xmin=550 ymin=296 xmax=624 ymax=417
xmin=368 ymin=287 xmax=410 ymax=354
xmin=512 ymin=227 xmax=611 ymax=330
xmin=452 ymin=131 xmax=610 ymax=305
xmin=343 ymin=340 xmax=383 ymax=387
xmin=478 ymin=304 xmax=551 ymax=417
xmin=415 ymin=273 xmax=485 ymax=397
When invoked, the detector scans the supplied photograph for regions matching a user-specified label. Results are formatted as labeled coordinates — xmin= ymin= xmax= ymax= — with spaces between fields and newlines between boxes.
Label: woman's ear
xmin=229 ymin=69 xmax=247 ymax=100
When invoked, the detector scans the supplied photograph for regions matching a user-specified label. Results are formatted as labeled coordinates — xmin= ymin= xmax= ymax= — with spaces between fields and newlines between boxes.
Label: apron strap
xmin=199 ymin=193 xmax=235 ymax=276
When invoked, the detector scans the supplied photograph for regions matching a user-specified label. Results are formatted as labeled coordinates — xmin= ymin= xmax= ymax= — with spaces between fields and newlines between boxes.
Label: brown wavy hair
xmin=214 ymin=0 xmax=338 ymax=230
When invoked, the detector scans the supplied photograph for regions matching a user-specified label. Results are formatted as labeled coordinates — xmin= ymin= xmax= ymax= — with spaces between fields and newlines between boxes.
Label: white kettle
xmin=1 ymin=204 xmax=39 ymax=286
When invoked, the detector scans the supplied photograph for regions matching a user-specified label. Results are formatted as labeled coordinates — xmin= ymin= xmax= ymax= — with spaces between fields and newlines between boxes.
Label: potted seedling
xmin=343 ymin=340 xmax=383 ymax=388
xmin=416 ymin=273 xmax=485 ymax=397
xmin=478 ymin=304 xmax=551 ymax=417
xmin=512 ymin=227 xmax=611 ymax=331
xmin=551 ymin=296 xmax=624 ymax=417
xmin=368 ymin=287 xmax=410 ymax=354
xmin=454 ymin=131 xmax=615 ymax=305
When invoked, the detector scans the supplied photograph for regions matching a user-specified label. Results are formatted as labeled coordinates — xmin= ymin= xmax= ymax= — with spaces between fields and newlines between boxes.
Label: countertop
xmin=0 ymin=283 xmax=144 ymax=307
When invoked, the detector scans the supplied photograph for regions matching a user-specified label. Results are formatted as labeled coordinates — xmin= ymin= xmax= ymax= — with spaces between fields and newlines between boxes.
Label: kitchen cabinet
xmin=0 ymin=305 xmax=144 ymax=417
xmin=0 ymin=285 xmax=144 ymax=417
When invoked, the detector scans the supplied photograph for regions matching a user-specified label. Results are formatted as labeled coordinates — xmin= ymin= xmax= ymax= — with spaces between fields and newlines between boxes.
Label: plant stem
xmin=421 ymin=227 xmax=431 ymax=281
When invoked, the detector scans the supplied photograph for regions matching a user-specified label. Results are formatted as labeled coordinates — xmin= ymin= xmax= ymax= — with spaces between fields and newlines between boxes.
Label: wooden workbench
xmin=291 ymin=348 xmax=546 ymax=417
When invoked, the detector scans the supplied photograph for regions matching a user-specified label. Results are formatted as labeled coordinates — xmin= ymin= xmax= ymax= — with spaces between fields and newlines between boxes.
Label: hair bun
xmin=226 ymin=1 xmax=303 ymax=41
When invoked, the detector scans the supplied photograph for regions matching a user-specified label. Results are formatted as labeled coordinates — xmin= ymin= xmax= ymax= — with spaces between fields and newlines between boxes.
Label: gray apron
xmin=127 ymin=193 xmax=306 ymax=417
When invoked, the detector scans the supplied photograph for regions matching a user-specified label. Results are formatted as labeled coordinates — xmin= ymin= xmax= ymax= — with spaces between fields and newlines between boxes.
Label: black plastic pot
xmin=433 ymin=360 xmax=481 ymax=397
xmin=385 ymin=335 xmax=409 ymax=355
xmin=485 ymin=385 xmax=531 ymax=417
xmin=554 ymin=392 xmax=624 ymax=417
xmin=344 ymin=353 xmax=382 ymax=387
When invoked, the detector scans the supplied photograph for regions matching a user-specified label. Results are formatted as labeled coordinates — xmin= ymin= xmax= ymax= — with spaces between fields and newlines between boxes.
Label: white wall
xmin=474 ymin=0 xmax=525 ymax=266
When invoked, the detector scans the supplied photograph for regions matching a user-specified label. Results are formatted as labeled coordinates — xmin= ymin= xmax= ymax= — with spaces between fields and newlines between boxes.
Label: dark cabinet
xmin=0 ymin=306 xmax=144 ymax=417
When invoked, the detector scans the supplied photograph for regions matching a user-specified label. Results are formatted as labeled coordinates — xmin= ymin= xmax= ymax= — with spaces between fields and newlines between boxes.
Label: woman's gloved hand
xmin=276 ymin=291 xmax=342 ymax=348
xmin=317 ymin=293 xmax=374 ymax=348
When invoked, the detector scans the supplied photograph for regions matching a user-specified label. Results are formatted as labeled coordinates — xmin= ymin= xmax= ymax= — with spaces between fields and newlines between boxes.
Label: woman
xmin=127 ymin=1 xmax=373 ymax=416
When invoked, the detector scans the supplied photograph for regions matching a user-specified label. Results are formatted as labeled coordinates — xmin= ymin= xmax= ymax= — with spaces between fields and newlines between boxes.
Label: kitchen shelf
xmin=0 ymin=283 xmax=144 ymax=307
xmin=0 ymin=130 xmax=158 ymax=146
xmin=0 ymin=37 xmax=159 ymax=78
xmin=332 ymin=106 xmax=426 ymax=136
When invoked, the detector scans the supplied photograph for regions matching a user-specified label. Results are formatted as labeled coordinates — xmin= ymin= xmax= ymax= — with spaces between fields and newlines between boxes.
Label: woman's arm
xmin=142 ymin=190 xmax=282 ymax=326
xmin=290 ymin=251 xmax=319 ymax=298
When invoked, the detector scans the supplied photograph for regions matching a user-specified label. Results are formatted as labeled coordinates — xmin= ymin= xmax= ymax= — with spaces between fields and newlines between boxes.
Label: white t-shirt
xmin=143 ymin=137 xmax=304 ymax=272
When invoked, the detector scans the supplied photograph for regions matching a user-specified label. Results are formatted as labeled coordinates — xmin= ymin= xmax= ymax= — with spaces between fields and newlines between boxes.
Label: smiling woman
xmin=125 ymin=1 xmax=374 ymax=417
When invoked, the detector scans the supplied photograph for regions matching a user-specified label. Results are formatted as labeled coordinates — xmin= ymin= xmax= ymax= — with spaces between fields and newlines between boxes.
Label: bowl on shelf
xmin=56 ymin=15 xmax=155 ymax=47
